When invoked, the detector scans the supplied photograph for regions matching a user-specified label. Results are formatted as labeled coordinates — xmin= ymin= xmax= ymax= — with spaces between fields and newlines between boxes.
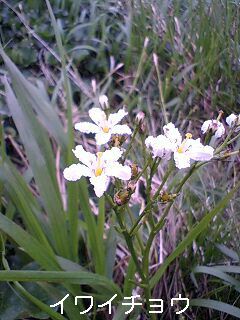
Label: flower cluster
xmin=226 ymin=113 xmax=240 ymax=129
xmin=201 ymin=113 xmax=240 ymax=136
xmin=201 ymin=120 xmax=225 ymax=138
xmin=74 ymin=105 xmax=131 ymax=145
xmin=64 ymin=95 xmax=238 ymax=197
xmin=146 ymin=123 xmax=214 ymax=169
xmin=64 ymin=96 xmax=132 ymax=197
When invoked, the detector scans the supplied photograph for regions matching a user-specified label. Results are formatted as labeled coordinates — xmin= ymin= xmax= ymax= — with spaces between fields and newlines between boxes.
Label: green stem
xmin=122 ymin=125 xmax=139 ymax=163
xmin=126 ymin=205 xmax=144 ymax=253
xmin=105 ymin=195 xmax=145 ymax=280
xmin=214 ymin=129 xmax=233 ymax=154
xmin=154 ymin=55 xmax=168 ymax=125
xmin=129 ymin=163 xmax=173 ymax=237
xmin=135 ymin=156 xmax=152 ymax=182
xmin=226 ymin=130 xmax=240 ymax=146
xmin=141 ymin=163 xmax=199 ymax=294
xmin=115 ymin=208 xmax=145 ymax=280
xmin=146 ymin=158 xmax=161 ymax=226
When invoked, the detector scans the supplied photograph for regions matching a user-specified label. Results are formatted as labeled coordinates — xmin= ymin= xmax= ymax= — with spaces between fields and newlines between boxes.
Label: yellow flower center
xmin=185 ymin=133 xmax=192 ymax=139
xmin=102 ymin=126 xmax=110 ymax=133
xmin=177 ymin=132 xmax=192 ymax=153
xmin=95 ymin=168 xmax=103 ymax=176
xmin=177 ymin=146 xmax=184 ymax=153
xmin=95 ymin=152 xmax=103 ymax=176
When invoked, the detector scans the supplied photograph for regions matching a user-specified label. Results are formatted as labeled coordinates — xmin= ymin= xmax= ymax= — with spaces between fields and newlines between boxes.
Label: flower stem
xmin=141 ymin=162 xmax=200 ymax=294
xmin=105 ymin=194 xmax=145 ymax=280
xmin=129 ymin=163 xmax=173 ymax=237
xmin=122 ymin=125 xmax=139 ymax=163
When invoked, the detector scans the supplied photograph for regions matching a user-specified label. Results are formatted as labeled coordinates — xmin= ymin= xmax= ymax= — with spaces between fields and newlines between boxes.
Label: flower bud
xmin=159 ymin=191 xmax=179 ymax=203
xmin=136 ymin=111 xmax=145 ymax=124
xmin=110 ymin=135 xmax=126 ymax=147
xmin=127 ymin=181 xmax=136 ymax=193
xmin=153 ymin=53 xmax=158 ymax=67
xmin=99 ymin=95 xmax=109 ymax=109
xmin=217 ymin=110 xmax=224 ymax=121
xmin=91 ymin=79 xmax=97 ymax=94
xmin=114 ymin=189 xmax=131 ymax=206
xmin=130 ymin=163 xmax=138 ymax=179
xmin=135 ymin=111 xmax=146 ymax=133
xmin=144 ymin=37 xmax=149 ymax=48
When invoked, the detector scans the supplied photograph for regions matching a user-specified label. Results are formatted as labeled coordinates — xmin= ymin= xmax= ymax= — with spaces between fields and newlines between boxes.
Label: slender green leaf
xmin=0 ymin=46 xmax=67 ymax=152
xmin=78 ymin=179 xmax=105 ymax=275
xmin=0 ymin=160 xmax=52 ymax=251
xmin=105 ymin=227 xmax=117 ymax=279
xmin=216 ymin=244 xmax=239 ymax=262
xmin=190 ymin=299 xmax=240 ymax=319
xmin=193 ymin=266 xmax=240 ymax=292
xmin=0 ymin=213 xmax=59 ymax=270
xmin=0 ymin=271 xmax=122 ymax=297
xmin=0 ymin=251 xmax=65 ymax=320
xmin=123 ymin=257 xmax=136 ymax=296
xmin=45 ymin=0 xmax=79 ymax=262
xmin=150 ymin=180 xmax=240 ymax=288
xmin=3 ymin=75 xmax=69 ymax=258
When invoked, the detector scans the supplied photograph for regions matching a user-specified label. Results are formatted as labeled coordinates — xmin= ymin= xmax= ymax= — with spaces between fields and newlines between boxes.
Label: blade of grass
xmin=123 ymin=257 xmax=136 ymax=296
xmin=0 ymin=160 xmax=52 ymax=251
xmin=45 ymin=0 xmax=79 ymax=262
xmin=0 ymin=240 xmax=65 ymax=320
xmin=105 ymin=226 xmax=117 ymax=279
xmin=190 ymin=299 xmax=240 ymax=319
xmin=0 ymin=213 xmax=59 ymax=270
xmin=3 ymin=75 xmax=69 ymax=258
xmin=150 ymin=180 xmax=240 ymax=289
xmin=0 ymin=271 xmax=122 ymax=297
xmin=97 ymin=195 xmax=106 ymax=274
xmin=78 ymin=180 xmax=105 ymax=275
xmin=193 ymin=266 xmax=240 ymax=291
xmin=0 ymin=45 xmax=68 ymax=153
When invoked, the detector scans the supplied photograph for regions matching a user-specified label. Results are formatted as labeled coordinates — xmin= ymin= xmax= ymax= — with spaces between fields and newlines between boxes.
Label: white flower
xmin=63 ymin=146 xmax=131 ymax=197
xmin=146 ymin=122 xmax=214 ymax=169
xmin=201 ymin=120 xmax=225 ymax=138
xmin=75 ymin=108 xmax=132 ymax=145
xmin=226 ymin=114 xmax=240 ymax=127
xmin=163 ymin=122 xmax=182 ymax=147
xmin=145 ymin=135 xmax=173 ymax=160
xmin=99 ymin=95 xmax=109 ymax=109
xmin=173 ymin=135 xmax=214 ymax=169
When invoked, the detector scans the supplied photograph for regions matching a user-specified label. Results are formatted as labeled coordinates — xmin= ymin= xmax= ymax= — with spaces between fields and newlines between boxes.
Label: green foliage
xmin=0 ymin=1 xmax=240 ymax=319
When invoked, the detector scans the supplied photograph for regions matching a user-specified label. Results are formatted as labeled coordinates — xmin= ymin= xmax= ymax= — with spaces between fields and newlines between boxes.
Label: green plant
xmin=0 ymin=1 xmax=240 ymax=319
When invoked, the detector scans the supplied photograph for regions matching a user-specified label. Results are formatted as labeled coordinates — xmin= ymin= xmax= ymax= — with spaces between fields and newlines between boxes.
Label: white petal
xmin=174 ymin=152 xmax=191 ymax=169
xmin=201 ymin=120 xmax=212 ymax=134
xmin=108 ymin=109 xmax=128 ymax=127
xmin=89 ymin=108 xmax=107 ymax=126
xmin=105 ymin=163 xmax=131 ymax=180
xmin=188 ymin=145 xmax=214 ymax=161
xmin=226 ymin=114 xmax=237 ymax=127
xmin=111 ymin=124 xmax=132 ymax=135
xmin=72 ymin=145 xmax=96 ymax=167
xmin=99 ymin=95 xmax=109 ymax=109
xmin=185 ymin=139 xmax=214 ymax=162
xmin=201 ymin=120 xmax=225 ymax=138
xmin=146 ymin=135 xmax=174 ymax=159
xmin=63 ymin=164 xmax=91 ymax=181
xmin=145 ymin=136 xmax=155 ymax=149
xmin=95 ymin=132 xmax=112 ymax=145
xmin=74 ymin=122 xmax=100 ymax=134
xmin=215 ymin=124 xmax=225 ymax=138
xmin=163 ymin=122 xmax=182 ymax=147
xmin=101 ymin=147 xmax=123 ymax=164
xmin=90 ymin=174 xmax=110 ymax=197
